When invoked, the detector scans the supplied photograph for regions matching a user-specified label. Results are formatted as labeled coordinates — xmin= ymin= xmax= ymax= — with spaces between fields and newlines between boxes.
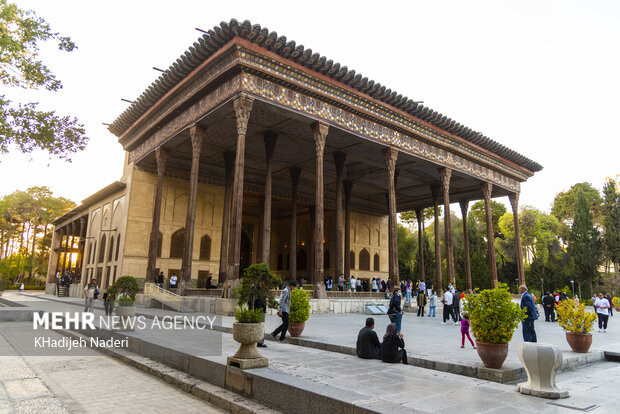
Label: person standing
xmin=405 ymin=281 xmax=412 ymax=304
xmin=19 ymin=282 xmax=24 ymax=293
xmin=543 ymin=292 xmax=556 ymax=322
xmin=460 ymin=313 xmax=476 ymax=349
xmin=594 ymin=292 xmax=610 ymax=332
xmin=83 ymin=278 xmax=98 ymax=313
xmin=419 ymin=279 xmax=426 ymax=295
xmin=519 ymin=285 xmax=538 ymax=342
xmin=338 ymin=274 xmax=344 ymax=291
xmin=371 ymin=278 xmax=378 ymax=292
xmin=452 ymin=290 xmax=461 ymax=323
xmin=442 ymin=289 xmax=455 ymax=324
xmin=102 ymin=286 xmax=114 ymax=316
xmin=417 ymin=289 xmax=426 ymax=317
xmin=356 ymin=277 xmax=362 ymax=292
xmin=271 ymin=281 xmax=296 ymax=343
xmin=428 ymin=290 xmax=437 ymax=317
xmin=606 ymin=294 xmax=613 ymax=317
xmin=387 ymin=288 xmax=404 ymax=333
xmin=169 ymin=273 xmax=177 ymax=289
xmin=350 ymin=276 xmax=356 ymax=292
xmin=380 ymin=323 xmax=407 ymax=364
xmin=356 ymin=317 xmax=382 ymax=359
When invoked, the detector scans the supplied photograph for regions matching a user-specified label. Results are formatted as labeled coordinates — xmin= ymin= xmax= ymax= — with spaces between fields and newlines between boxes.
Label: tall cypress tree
xmin=602 ymin=179 xmax=620 ymax=278
xmin=569 ymin=190 xmax=601 ymax=294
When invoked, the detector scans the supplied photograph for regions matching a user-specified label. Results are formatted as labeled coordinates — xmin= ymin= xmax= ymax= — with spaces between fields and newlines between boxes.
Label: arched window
xmin=98 ymin=235 xmax=106 ymax=264
xmin=359 ymin=248 xmax=370 ymax=271
xmin=156 ymin=231 xmax=162 ymax=258
xmin=199 ymin=235 xmax=211 ymax=260
xmin=373 ymin=253 xmax=380 ymax=271
xmin=349 ymin=250 xmax=355 ymax=270
xmin=297 ymin=249 xmax=307 ymax=270
xmin=108 ymin=236 xmax=114 ymax=262
xmin=324 ymin=250 xmax=330 ymax=269
xmin=170 ymin=228 xmax=185 ymax=258
xmin=115 ymin=234 xmax=121 ymax=261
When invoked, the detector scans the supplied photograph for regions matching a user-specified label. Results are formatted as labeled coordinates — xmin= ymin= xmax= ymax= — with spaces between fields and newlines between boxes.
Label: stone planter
xmin=114 ymin=304 xmax=136 ymax=331
xmin=476 ymin=341 xmax=509 ymax=369
xmin=565 ymin=332 xmax=592 ymax=353
xmin=228 ymin=322 xmax=268 ymax=369
xmin=288 ymin=322 xmax=306 ymax=337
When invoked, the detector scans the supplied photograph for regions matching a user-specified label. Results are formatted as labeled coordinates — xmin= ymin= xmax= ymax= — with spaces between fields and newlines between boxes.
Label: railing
xmin=144 ymin=283 xmax=182 ymax=311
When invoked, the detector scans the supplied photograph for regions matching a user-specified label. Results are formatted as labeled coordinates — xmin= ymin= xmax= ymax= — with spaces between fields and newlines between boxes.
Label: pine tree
xmin=569 ymin=190 xmax=601 ymax=294
xmin=602 ymin=179 xmax=620 ymax=277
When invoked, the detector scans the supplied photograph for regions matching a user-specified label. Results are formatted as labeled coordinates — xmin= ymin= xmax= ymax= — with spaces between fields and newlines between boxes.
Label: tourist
xmin=417 ymin=289 xmax=426 ymax=317
xmin=594 ymin=292 xmax=610 ymax=332
xmin=519 ymin=285 xmax=538 ymax=342
xmin=83 ymin=278 xmax=98 ymax=313
xmin=102 ymin=285 xmax=113 ymax=316
xmin=543 ymin=292 xmax=556 ymax=322
xmin=371 ymin=278 xmax=378 ymax=292
xmin=452 ymin=289 xmax=461 ymax=323
xmin=419 ymin=279 xmax=426 ymax=295
xmin=405 ymin=281 xmax=412 ymax=304
xmin=338 ymin=274 xmax=344 ymax=291
xmin=442 ymin=288 xmax=456 ymax=325
xmin=459 ymin=291 xmax=467 ymax=318
xmin=19 ymin=282 xmax=24 ymax=293
xmin=387 ymin=288 xmax=404 ymax=333
xmin=356 ymin=277 xmax=362 ymax=292
xmin=460 ymin=313 xmax=476 ymax=349
xmin=169 ymin=273 xmax=178 ymax=289
xmin=356 ymin=317 xmax=381 ymax=359
xmin=380 ymin=323 xmax=407 ymax=364
xmin=606 ymin=294 xmax=613 ymax=317
xmin=428 ymin=290 xmax=437 ymax=317
xmin=427 ymin=283 xmax=433 ymax=298
xmin=326 ymin=277 xmax=333 ymax=291
xmin=350 ymin=276 xmax=356 ymax=292
xmin=207 ymin=273 xmax=217 ymax=289
xmin=157 ymin=271 xmax=165 ymax=289
xmin=271 ymin=281 xmax=296 ymax=343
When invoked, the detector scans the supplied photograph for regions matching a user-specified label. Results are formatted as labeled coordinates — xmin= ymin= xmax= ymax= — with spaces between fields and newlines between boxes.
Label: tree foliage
xmin=569 ymin=190 xmax=602 ymax=286
xmin=602 ymin=179 xmax=620 ymax=276
xmin=470 ymin=200 xmax=506 ymax=238
xmin=0 ymin=0 xmax=87 ymax=159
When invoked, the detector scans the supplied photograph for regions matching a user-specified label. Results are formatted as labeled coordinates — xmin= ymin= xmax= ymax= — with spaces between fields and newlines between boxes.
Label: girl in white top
xmin=594 ymin=292 xmax=610 ymax=332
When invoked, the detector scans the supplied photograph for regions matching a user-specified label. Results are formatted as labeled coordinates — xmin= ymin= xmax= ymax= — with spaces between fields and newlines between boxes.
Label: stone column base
xmin=227 ymin=356 xmax=268 ymax=369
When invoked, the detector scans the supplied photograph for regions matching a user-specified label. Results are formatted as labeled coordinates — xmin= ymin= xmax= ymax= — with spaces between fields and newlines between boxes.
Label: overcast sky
xmin=2 ymin=0 xmax=618 ymax=214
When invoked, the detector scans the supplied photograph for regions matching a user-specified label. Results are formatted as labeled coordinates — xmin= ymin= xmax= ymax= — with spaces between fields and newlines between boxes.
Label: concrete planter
xmin=565 ymin=332 xmax=592 ymax=353
xmin=228 ymin=322 xmax=268 ymax=369
xmin=114 ymin=304 xmax=136 ymax=331
xmin=476 ymin=341 xmax=509 ymax=369
xmin=288 ymin=322 xmax=306 ymax=337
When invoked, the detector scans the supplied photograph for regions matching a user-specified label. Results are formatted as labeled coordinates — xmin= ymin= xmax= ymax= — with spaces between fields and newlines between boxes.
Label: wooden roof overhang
xmin=109 ymin=20 xmax=542 ymax=217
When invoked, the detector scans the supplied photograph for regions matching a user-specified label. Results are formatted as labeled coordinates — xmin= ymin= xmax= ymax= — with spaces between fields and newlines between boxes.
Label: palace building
xmin=46 ymin=19 xmax=541 ymax=297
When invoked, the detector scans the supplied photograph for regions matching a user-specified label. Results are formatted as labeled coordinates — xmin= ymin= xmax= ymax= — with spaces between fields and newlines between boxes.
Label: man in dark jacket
xmin=519 ymin=285 xmax=538 ymax=342
xmin=542 ymin=292 xmax=556 ymax=322
xmin=356 ymin=317 xmax=381 ymax=359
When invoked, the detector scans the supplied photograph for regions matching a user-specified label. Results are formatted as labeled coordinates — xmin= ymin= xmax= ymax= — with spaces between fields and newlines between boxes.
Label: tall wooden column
xmin=383 ymin=147 xmax=399 ymax=287
xmin=312 ymin=123 xmax=328 ymax=285
xmin=68 ymin=222 xmax=76 ymax=272
xmin=308 ymin=205 xmax=316 ymax=283
xmin=344 ymin=181 xmax=353 ymax=279
xmin=431 ymin=184 xmax=443 ymax=294
xmin=54 ymin=227 xmax=65 ymax=278
xmin=333 ymin=152 xmax=346 ymax=279
xmin=227 ymin=95 xmax=254 ymax=280
xmin=509 ymin=192 xmax=525 ymax=286
xmin=259 ymin=132 xmax=277 ymax=265
xmin=146 ymin=147 xmax=169 ymax=283
xmin=218 ymin=151 xmax=234 ymax=283
xmin=482 ymin=182 xmax=498 ymax=288
xmin=460 ymin=201 xmax=472 ymax=292
xmin=180 ymin=125 xmax=205 ymax=294
xmin=416 ymin=208 xmax=425 ymax=282
xmin=76 ymin=216 xmax=87 ymax=279
xmin=439 ymin=168 xmax=455 ymax=285
xmin=289 ymin=167 xmax=301 ymax=282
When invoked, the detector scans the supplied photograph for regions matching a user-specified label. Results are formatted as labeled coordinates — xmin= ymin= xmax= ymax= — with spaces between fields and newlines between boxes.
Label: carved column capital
xmin=155 ymin=147 xmax=170 ymax=177
xmin=508 ymin=192 xmax=520 ymax=212
xmin=383 ymin=147 xmax=398 ymax=178
xmin=459 ymin=200 xmax=469 ymax=216
xmin=439 ymin=167 xmax=452 ymax=191
xmin=233 ymin=95 xmax=254 ymax=136
xmin=430 ymin=183 xmax=441 ymax=201
xmin=312 ymin=123 xmax=328 ymax=155
xmin=189 ymin=125 xmax=206 ymax=156
xmin=481 ymin=182 xmax=493 ymax=200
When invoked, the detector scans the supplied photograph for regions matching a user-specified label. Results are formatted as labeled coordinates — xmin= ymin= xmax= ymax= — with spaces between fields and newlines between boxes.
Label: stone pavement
xmin=3 ymin=291 xmax=620 ymax=413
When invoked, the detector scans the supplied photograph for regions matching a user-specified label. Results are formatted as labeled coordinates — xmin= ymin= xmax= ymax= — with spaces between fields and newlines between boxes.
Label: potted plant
xmin=108 ymin=276 xmax=140 ymax=331
xmin=288 ymin=288 xmax=310 ymax=337
xmin=229 ymin=264 xmax=281 ymax=369
xmin=613 ymin=297 xmax=620 ymax=312
xmin=463 ymin=283 xmax=526 ymax=369
xmin=555 ymin=299 xmax=597 ymax=353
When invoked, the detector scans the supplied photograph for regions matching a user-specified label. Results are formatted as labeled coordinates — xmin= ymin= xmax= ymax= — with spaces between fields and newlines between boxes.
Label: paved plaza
xmin=1 ymin=291 xmax=619 ymax=413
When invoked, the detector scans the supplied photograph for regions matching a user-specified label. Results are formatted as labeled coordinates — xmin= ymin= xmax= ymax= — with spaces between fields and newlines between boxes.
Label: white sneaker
xmin=441 ymin=322 xmax=446 ymax=325
xmin=454 ymin=322 xmax=459 ymax=326
xmin=603 ymin=329 xmax=607 ymax=333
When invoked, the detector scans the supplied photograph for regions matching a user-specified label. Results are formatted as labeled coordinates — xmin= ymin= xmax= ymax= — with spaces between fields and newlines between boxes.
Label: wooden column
xmin=344 ymin=181 xmax=353 ymax=279
xmin=259 ymin=132 xmax=277 ymax=265
xmin=146 ymin=147 xmax=169 ymax=283
xmin=312 ymin=123 xmax=328 ymax=285
xmin=460 ymin=201 xmax=472 ymax=292
xmin=439 ymin=168 xmax=455 ymax=284
xmin=180 ymin=125 xmax=205 ymax=295
xmin=383 ymin=147 xmax=399 ymax=287
xmin=76 ymin=216 xmax=87 ymax=279
xmin=218 ymin=151 xmax=234 ymax=283
xmin=289 ymin=167 xmax=301 ymax=282
xmin=416 ymin=208 xmax=425 ymax=282
xmin=509 ymin=192 xmax=525 ymax=286
xmin=308 ymin=205 xmax=315 ymax=283
xmin=431 ymin=184 xmax=443 ymax=294
xmin=482 ymin=182 xmax=498 ymax=289
xmin=227 ymin=95 xmax=254 ymax=280
xmin=333 ymin=152 xmax=346 ymax=279
xmin=62 ymin=223 xmax=72 ymax=272
xmin=68 ymin=223 xmax=76 ymax=272
xmin=54 ymin=227 xmax=65 ymax=279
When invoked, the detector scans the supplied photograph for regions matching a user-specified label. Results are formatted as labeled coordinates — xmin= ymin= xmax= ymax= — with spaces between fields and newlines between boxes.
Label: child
xmin=460 ymin=313 xmax=476 ymax=349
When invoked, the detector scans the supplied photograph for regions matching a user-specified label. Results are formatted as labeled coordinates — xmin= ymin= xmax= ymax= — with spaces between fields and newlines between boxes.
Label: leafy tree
xmin=569 ymin=190 xmax=602 ymax=295
xmin=552 ymin=182 xmax=603 ymax=242
xmin=0 ymin=0 xmax=87 ymax=159
xmin=602 ymin=178 xmax=620 ymax=277
xmin=397 ymin=225 xmax=416 ymax=281
xmin=470 ymin=200 xmax=507 ymax=239
xmin=399 ymin=207 xmax=437 ymax=225
xmin=413 ymin=231 xmax=435 ymax=284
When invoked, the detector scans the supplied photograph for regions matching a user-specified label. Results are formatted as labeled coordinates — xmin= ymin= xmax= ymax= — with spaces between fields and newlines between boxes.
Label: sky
xmin=2 ymin=0 xmax=619 ymax=214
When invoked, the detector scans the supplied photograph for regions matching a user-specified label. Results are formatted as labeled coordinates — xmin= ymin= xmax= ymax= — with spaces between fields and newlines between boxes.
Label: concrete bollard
xmin=517 ymin=342 xmax=569 ymax=399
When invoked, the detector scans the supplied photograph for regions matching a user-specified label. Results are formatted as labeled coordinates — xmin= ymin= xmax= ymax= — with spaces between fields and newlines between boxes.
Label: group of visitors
xmin=356 ymin=317 xmax=408 ymax=364
xmin=541 ymin=290 xmax=613 ymax=333
xmin=326 ymin=274 xmax=393 ymax=293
